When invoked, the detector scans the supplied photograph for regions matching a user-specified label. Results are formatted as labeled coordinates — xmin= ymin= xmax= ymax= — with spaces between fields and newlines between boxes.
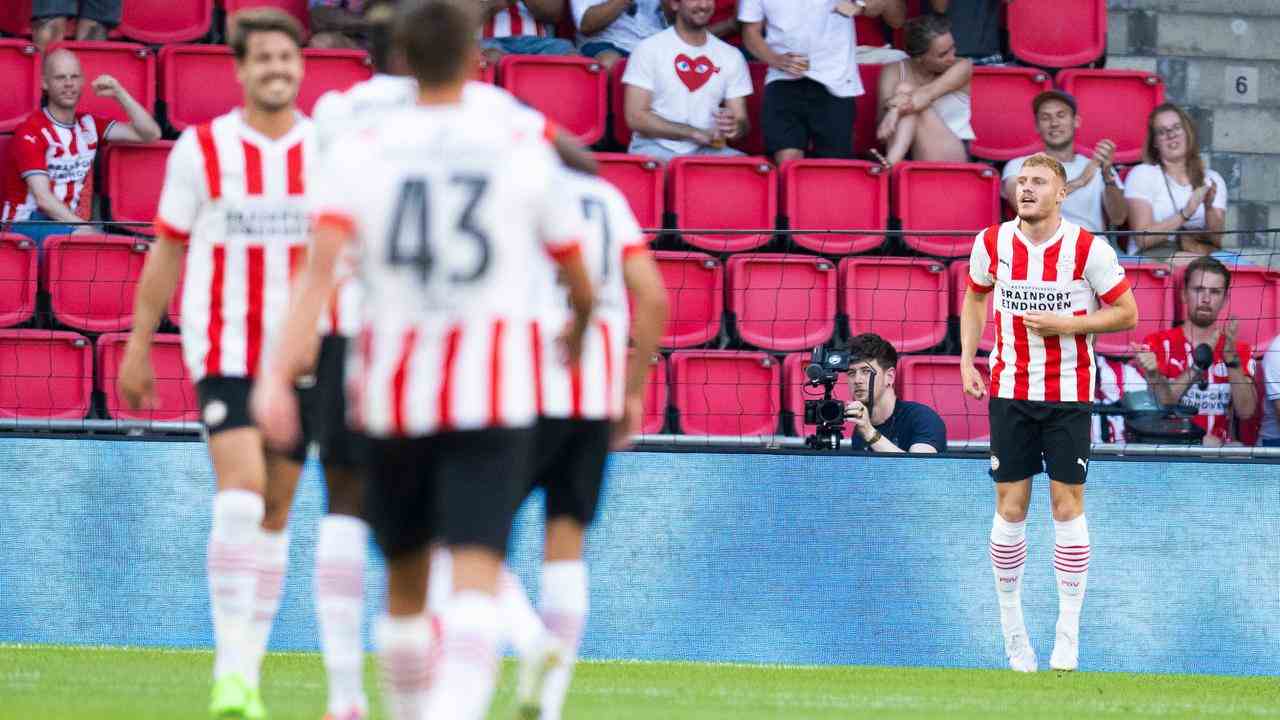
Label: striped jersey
xmin=1143 ymin=326 xmax=1255 ymax=443
xmin=1 ymin=108 xmax=114 ymax=222
xmin=310 ymin=101 xmax=584 ymax=438
xmin=482 ymin=3 xmax=549 ymax=38
xmin=154 ymin=110 xmax=314 ymax=382
xmin=1093 ymin=356 xmax=1147 ymax=443
xmin=968 ymin=219 xmax=1130 ymax=403
xmin=534 ymin=170 xmax=646 ymax=421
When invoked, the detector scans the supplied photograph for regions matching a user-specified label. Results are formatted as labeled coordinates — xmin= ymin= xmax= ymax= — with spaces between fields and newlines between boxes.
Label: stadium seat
xmin=897 ymin=355 xmax=989 ymax=442
xmin=969 ymin=66 xmax=1053 ymax=161
xmin=105 ymin=141 xmax=172 ymax=236
xmin=654 ymin=251 xmax=723 ymax=349
xmin=711 ymin=0 xmax=742 ymax=46
xmin=782 ymin=352 xmax=854 ymax=438
xmin=669 ymin=350 xmax=780 ymax=436
xmin=892 ymin=161 xmax=1001 ymax=257
xmin=840 ymin=257 xmax=949 ymax=353
xmin=43 ymin=234 xmax=149 ymax=333
xmin=297 ymin=49 xmax=373 ymax=115
xmin=96 ymin=332 xmax=198 ymax=422
xmin=0 ymin=40 xmax=39 ymax=133
xmin=855 ymin=14 xmax=890 ymax=48
xmin=594 ymin=153 xmax=663 ymax=237
xmin=474 ymin=56 xmax=496 ymax=84
xmin=1094 ymin=261 xmax=1174 ymax=356
xmin=852 ymin=63 xmax=883 ymax=157
xmin=1056 ymin=70 xmax=1165 ymax=165
xmin=609 ymin=58 xmax=632 ymax=148
xmin=780 ymin=159 xmax=888 ymax=255
xmin=948 ymin=260 xmax=996 ymax=352
xmin=729 ymin=62 xmax=768 ymax=157
xmin=726 ymin=253 xmax=837 ymax=352
xmin=0 ymin=134 xmax=11 ymax=188
xmin=47 ymin=42 xmax=155 ymax=125
xmin=116 ymin=0 xmax=213 ymax=44
xmin=501 ymin=55 xmax=607 ymax=144
xmin=0 ymin=1 xmax=32 ymax=37
xmin=0 ymin=233 xmax=37 ymax=328
xmin=642 ymin=351 xmax=667 ymax=434
xmin=222 ymin=0 xmax=310 ymax=34
xmin=1007 ymin=0 xmax=1106 ymax=68
xmin=1173 ymin=264 xmax=1280 ymax=351
xmin=667 ymin=156 xmax=777 ymax=253
xmin=0 ymin=329 xmax=92 ymax=420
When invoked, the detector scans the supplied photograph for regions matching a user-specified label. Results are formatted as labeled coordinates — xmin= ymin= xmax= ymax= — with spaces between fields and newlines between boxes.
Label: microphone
xmin=1193 ymin=343 xmax=1214 ymax=391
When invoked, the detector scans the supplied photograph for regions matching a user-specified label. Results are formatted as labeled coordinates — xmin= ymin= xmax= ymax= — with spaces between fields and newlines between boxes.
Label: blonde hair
xmin=1022 ymin=153 xmax=1067 ymax=184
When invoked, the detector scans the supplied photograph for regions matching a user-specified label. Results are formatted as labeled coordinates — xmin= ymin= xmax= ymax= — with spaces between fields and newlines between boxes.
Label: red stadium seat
xmin=474 ymin=56 xmax=496 ymax=84
xmin=727 ymin=253 xmax=837 ymax=352
xmin=0 ymin=40 xmax=39 ymax=133
xmin=898 ymin=355 xmax=989 ymax=442
xmin=642 ymin=351 xmax=667 ymax=434
xmin=1094 ymin=262 xmax=1173 ymax=356
xmin=948 ymin=260 xmax=996 ymax=352
xmin=892 ymin=161 xmax=1000 ymax=257
xmin=1056 ymin=70 xmax=1165 ymax=165
xmin=1007 ymin=0 xmax=1106 ymax=69
xmin=501 ymin=55 xmax=607 ymax=144
xmin=0 ymin=329 xmax=92 ymax=420
xmin=840 ymin=257 xmax=948 ymax=353
xmin=855 ymin=15 xmax=890 ymax=48
xmin=712 ymin=0 xmax=742 ymax=46
xmin=0 ymin=233 xmax=37 ymax=328
xmin=297 ymin=49 xmax=373 ymax=115
xmin=654 ymin=251 xmax=723 ymax=349
xmin=970 ymin=66 xmax=1053 ymax=161
xmin=0 ymin=134 xmax=11 ymax=190
xmin=223 ymin=0 xmax=310 ymax=34
xmin=1173 ymin=264 xmax=1280 ymax=352
xmin=43 ymin=234 xmax=149 ymax=333
xmin=609 ymin=58 xmax=632 ymax=148
xmin=105 ymin=141 xmax=173 ymax=236
xmin=96 ymin=332 xmax=198 ymax=422
xmin=668 ymin=156 xmax=777 ymax=253
xmin=594 ymin=153 xmax=663 ymax=237
xmin=781 ymin=159 xmax=888 ymax=255
xmin=47 ymin=42 xmax=155 ymax=125
xmin=852 ymin=63 xmax=882 ymax=158
xmin=0 ymin=1 xmax=32 ymax=37
xmin=116 ymin=0 xmax=213 ymax=44
xmin=782 ymin=352 xmax=854 ymax=438
xmin=729 ymin=62 xmax=768 ymax=157
xmin=670 ymin=350 xmax=780 ymax=436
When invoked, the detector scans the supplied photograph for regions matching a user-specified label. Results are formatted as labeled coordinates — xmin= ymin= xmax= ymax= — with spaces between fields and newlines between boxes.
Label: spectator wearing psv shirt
xmin=1131 ymin=256 xmax=1258 ymax=447
xmin=479 ymin=0 xmax=575 ymax=64
xmin=1 ymin=48 xmax=160 ymax=246
xmin=622 ymin=0 xmax=752 ymax=161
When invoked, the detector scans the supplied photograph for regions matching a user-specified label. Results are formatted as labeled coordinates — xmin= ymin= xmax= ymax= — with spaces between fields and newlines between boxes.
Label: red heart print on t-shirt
xmin=674 ymin=53 xmax=720 ymax=92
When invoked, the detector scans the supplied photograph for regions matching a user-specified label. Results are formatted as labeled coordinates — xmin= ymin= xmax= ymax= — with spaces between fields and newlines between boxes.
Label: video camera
xmin=1092 ymin=390 xmax=1206 ymax=445
xmin=803 ymin=345 xmax=874 ymax=450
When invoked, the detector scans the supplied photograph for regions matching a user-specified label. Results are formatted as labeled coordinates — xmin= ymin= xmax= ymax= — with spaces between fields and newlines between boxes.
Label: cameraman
xmin=843 ymin=333 xmax=947 ymax=453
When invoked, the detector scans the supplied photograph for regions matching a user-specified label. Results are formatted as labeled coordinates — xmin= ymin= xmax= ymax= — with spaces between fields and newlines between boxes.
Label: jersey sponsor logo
xmin=674 ymin=54 xmax=721 ymax=92
xmin=995 ymin=281 xmax=1083 ymax=316
xmin=47 ymin=156 xmax=94 ymax=183
xmin=1076 ymin=457 xmax=1088 ymax=472
xmin=1181 ymin=384 xmax=1231 ymax=415
xmin=224 ymin=208 xmax=308 ymax=240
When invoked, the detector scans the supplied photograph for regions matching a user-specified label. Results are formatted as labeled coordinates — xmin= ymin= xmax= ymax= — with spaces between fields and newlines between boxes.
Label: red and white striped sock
xmin=315 ymin=514 xmax=368 ymax=715
xmin=539 ymin=560 xmax=588 ymax=720
xmin=246 ymin=528 xmax=288 ymax=688
xmin=989 ymin=514 xmax=1028 ymax=634
xmin=207 ymin=489 xmax=264 ymax=681
xmin=1053 ymin=515 xmax=1090 ymax=637
xmin=425 ymin=590 xmax=501 ymax=720
xmin=375 ymin=613 xmax=433 ymax=720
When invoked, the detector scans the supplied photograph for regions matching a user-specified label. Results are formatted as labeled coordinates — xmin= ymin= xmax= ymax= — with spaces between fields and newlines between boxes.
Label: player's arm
xmin=959 ymin=288 xmax=990 ymax=399
xmin=1029 ymin=289 xmax=1138 ymax=337
xmin=95 ymin=76 xmax=162 ymax=143
xmin=119 ymin=235 xmax=185 ymax=409
xmin=23 ymin=173 xmax=84 ymax=223
xmin=551 ymin=128 xmax=599 ymax=175
xmin=623 ymin=84 xmax=712 ymax=146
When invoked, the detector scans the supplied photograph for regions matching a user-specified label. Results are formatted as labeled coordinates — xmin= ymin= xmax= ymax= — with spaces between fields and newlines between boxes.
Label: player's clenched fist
xmin=960 ymin=361 xmax=986 ymax=399
xmin=91 ymin=74 xmax=123 ymax=99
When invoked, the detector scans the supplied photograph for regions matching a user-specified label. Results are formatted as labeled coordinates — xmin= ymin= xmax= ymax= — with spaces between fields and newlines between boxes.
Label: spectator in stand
xmin=309 ymin=0 xmax=372 ymax=49
xmin=1131 ymin=256 xmax=1257 ymax=447
xmin=31 ymin=0 xmax=120 ymax=52
xmin=741 ymin=0 xmax=901 ymax=166
xmin=1124 ymin=103 xmax=1228 ymax=263
xmin=1002 ymin=91 xmax=1126 ymax=235
xmin=927 ymin=0 xmax=1009 ymax=66
xmin=479 ymin=0 xmax=575 ymax=64
xmin=622 ymin=0 xmax=752 ymax=161
xmin=842 ymin=333 xmax=947 ymax=453
xmin=1259 ymin=335 xmax=1280 ymax=447
xmin=571 ymin=0 xmax=669 ymax=72
xmin=875 ymin=14 xmax=973 ymax=167
xmin=1 ymin=48 xmax=161 ymax=246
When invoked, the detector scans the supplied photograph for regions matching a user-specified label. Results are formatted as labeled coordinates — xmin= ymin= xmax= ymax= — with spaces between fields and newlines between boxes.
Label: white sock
xmin=989 ymin=514 xmax=1028 ymax=637
xmin=244 ymin=528 xmax=288 ymax=688
xmin=315 ymin=514 xmax=369 ymax=714
xmin=207 ymin=489 xmax=264 ymax=681
xmin=376 ymin=613 xmax=433 ymax=720
xmin=425 ymin=590 xmax=502 ymax=720
xmin=499 ymin=567 xmax=546 ymax=657
xmin=427 ymin=546 xmax=453 ymax=616
xmin=1053 ymin=514 xmax=1090 ymax=639
xmin=539 ymin=560 xmax=588 ymax=720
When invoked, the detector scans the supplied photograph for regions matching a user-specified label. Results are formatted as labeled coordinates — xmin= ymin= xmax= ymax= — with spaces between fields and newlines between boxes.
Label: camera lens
xmin=818 ymin=400 xmax=845 ymax=424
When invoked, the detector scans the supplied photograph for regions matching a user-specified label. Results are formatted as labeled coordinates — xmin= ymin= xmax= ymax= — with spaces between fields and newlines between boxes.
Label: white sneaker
xmin=1050 ymin=628 xmax=1079 ymax=671
xmin=1004 ymin=628 xmax=1038 ymax=673
xmin=515 ymin=634 xmax=566 ymax=719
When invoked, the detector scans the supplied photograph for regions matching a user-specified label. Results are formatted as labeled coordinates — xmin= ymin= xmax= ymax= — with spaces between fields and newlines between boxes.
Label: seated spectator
xmin=1002 ymin=91 xmax=1126 ymax=236
xmin=1124 ymin=103 xmax=1228 ymax=263
xmin=1 ymin=48 xmax=161 ymax=246
xmin=928 ymin=0 xmax=1008 ymax=66
xmin=571 ymin=0 xmax=669 ymax=72
xmin=876 ymin=14 xmax=973 ymax=167
xmin=741 ymin=0 xmax=895 ymax=166
xmin=309 ymin=0 xmax=370 ymax=49
xmin=1131 ymin=256 xmax=1257 ymax=448
xmin=843 ymin=333 xmax=947 ymax=453
xmin=1094 ymin=355 xmax=1148 ymax=445
xmin=622 ymin=0 xmax=752 ymax=161
xmin=31 ymin=0 xmax=119 ymax=52
xmin=1260 ymin=334 xmax=1280 ymax=447
xmin=480 ymin=0 xmax=575 ymax=64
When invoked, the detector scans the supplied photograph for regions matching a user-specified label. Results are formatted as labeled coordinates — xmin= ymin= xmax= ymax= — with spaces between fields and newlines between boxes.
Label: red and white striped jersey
xmin=534 ymin=170 xmax=646 ymax=421
xmin=1 ymin=108 xmax=114 ymax=222
xmin=482 ymin=3 xmax=549 ymax=38
xmin=1093 ymin=356 xmax=1147 ymax=443
xmin=1143 ymin=326 xmax=1255 ymax=443
xmin=154 ymin=110 xmax=314 ymax=382
xmin=968 ymin=219 xmax=1130 ymax=403
xmin=310 ymin=102 xmax=585 ymax=438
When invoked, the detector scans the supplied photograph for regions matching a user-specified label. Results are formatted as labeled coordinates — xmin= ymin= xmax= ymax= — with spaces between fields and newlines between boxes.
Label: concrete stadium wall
xmin=0 ymin=438 xmax=1277 ymax=676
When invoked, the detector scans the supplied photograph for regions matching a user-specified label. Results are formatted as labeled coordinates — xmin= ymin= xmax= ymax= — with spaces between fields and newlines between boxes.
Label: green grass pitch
xmin=1 ymin=645 xmax=1277 ymax=720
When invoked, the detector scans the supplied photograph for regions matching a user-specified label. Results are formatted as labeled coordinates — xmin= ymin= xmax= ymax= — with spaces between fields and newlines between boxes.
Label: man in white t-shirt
xmin=1002 ymin=91 xmax=1126 ymax=238
xmin=572 ymin=0 xmax=669 ymax=71
xmin=1257 ymin=334 xmax=1280 ymax=447
xmin=622 ymin=0 xmax=752 ymax=161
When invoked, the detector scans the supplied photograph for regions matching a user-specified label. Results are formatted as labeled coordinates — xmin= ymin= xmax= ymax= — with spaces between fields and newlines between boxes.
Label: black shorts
xmin=988 ymin=398 xmax=1091 ymax=484
xmin=762 ymin=77 xmax=856 ymax=158
xmin=196 ymin=376 xmax=309 ymax=463
xmin=306 ymin=335 xmax=370 ymax=470
xmin=365 ymin=428 xmax=534 ymax=560
xmin=531 ymin=418 xmax=611 ymax=526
